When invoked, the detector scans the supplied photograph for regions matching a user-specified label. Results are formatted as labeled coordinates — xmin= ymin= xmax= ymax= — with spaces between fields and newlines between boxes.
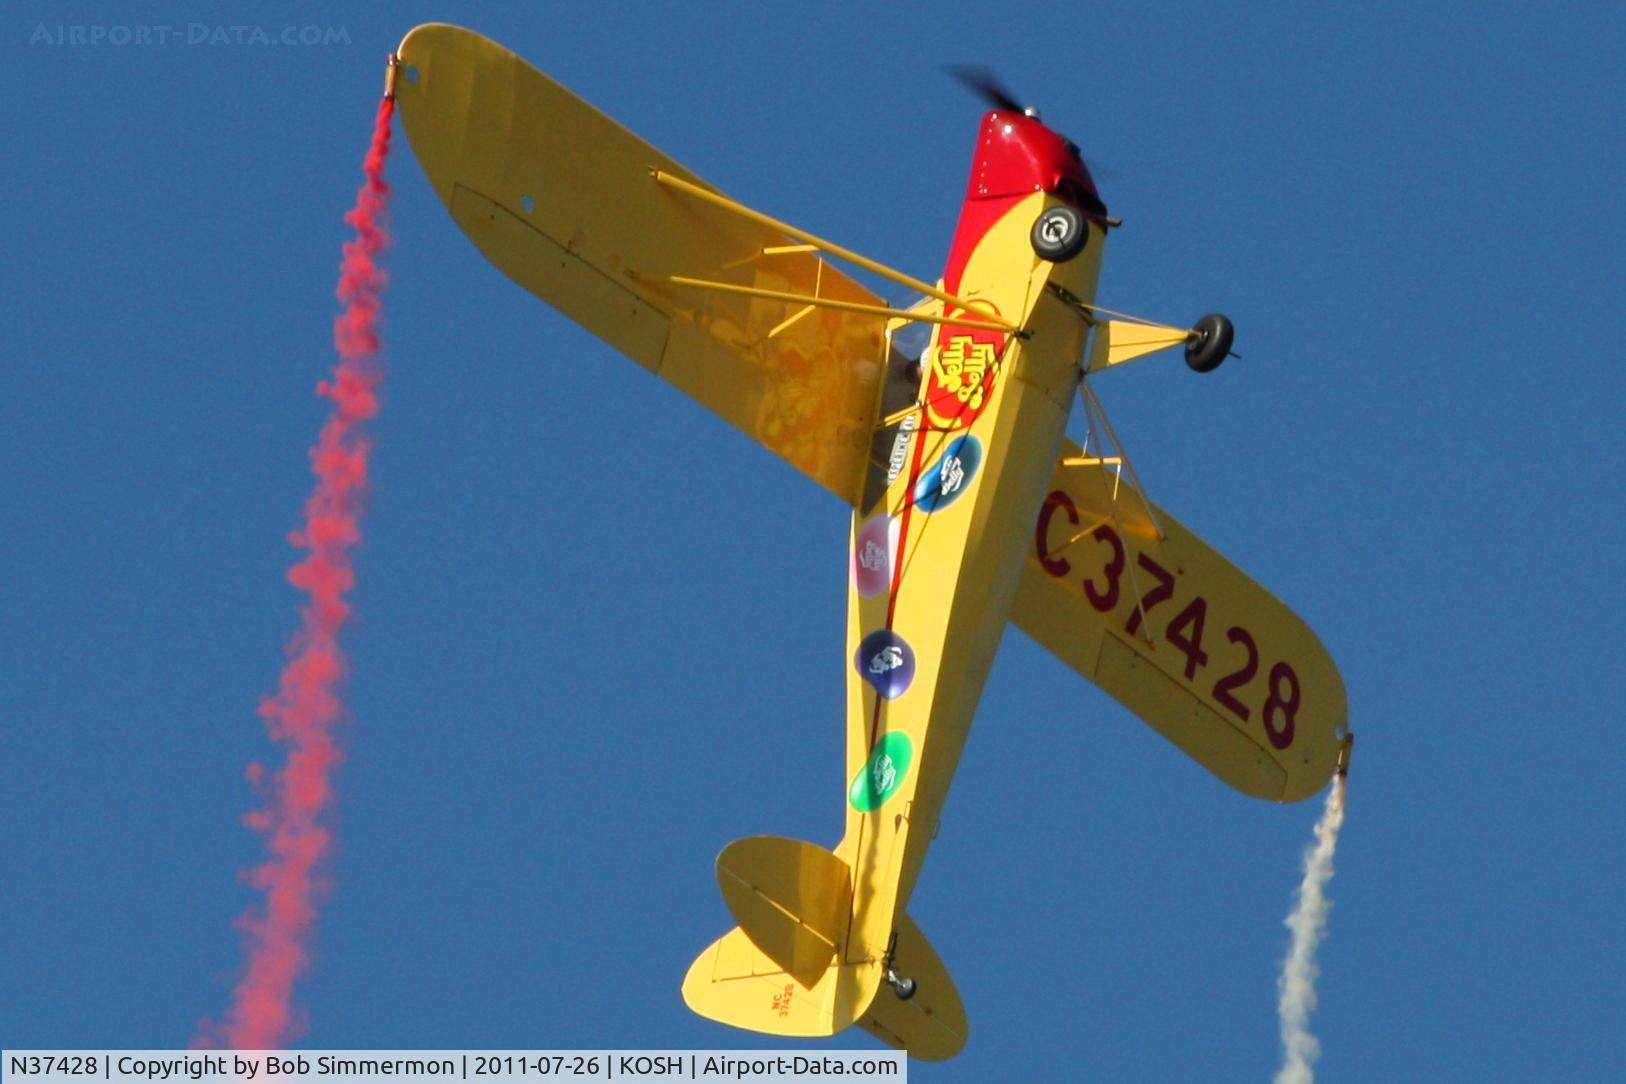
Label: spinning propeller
xmin=947 ymin=65 xmax=1118 ymax=185
xmin=946 ymin=65 xmax=1032 ymax=116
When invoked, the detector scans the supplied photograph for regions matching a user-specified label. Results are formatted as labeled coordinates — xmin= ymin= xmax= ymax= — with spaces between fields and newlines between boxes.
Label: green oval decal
xmin=848 ymin=732 xmax=914 ymax=812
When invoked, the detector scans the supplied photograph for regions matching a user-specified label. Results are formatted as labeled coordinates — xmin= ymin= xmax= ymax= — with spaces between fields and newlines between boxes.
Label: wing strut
xmin=651 ymin=169 xmax=1020 ymax=334
xmin=663 ymin=274 xmax=1007 ymax=332
xmin=1074 ymin=381 xmax=1177 ymax=647
xmin=1077 ymin=380 xmax=1164 ymax=541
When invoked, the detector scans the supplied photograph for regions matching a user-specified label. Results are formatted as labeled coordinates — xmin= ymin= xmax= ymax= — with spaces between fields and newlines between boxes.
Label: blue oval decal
xmin=854 ymin=629 xmax=915 ymax=700
xmin=914 ymin=435 xmax=983 ymax=512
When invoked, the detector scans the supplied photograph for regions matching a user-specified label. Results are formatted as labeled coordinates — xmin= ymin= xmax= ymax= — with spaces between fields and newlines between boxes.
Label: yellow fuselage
xmin=837 ymin=189 xmax=1104 ymax=963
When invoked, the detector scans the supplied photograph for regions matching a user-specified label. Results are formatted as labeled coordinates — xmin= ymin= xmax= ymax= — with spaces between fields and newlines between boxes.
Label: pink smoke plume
xmin=199 ymin=96 xmax=394 ymax=1049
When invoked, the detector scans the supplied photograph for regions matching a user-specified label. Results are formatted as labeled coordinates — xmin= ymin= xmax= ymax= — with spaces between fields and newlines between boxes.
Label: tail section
xmin=683 ymin=836 xmax=880 ymax=1037
xmin=681 ymin=836 xmax=967 ymax=1060
xmin=682 ymin=923 xmax=875 ymax=1039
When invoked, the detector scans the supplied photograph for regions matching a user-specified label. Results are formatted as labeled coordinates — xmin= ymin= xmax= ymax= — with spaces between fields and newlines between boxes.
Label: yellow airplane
xmin=390 ymin=25 xmax=1350 ymax=1061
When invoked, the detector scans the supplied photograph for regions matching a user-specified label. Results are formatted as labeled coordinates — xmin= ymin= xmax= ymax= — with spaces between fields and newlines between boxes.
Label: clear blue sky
xmin=5 ymin=3 xmax=1624 ymax=1080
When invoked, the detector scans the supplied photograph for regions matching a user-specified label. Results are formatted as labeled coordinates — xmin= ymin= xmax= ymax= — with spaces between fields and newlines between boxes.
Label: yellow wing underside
xmin=1013 ymin=444 xmax=1347 ymax=802
xmin=395 ymin=22 xmax=887 ymax=501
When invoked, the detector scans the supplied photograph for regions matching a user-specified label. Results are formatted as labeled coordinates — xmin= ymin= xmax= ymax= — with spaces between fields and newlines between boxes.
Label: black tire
xmin=1030 ymin=205 xmax=1088 ymax=262
xmin=1185 ymin=313 xmax=1234 ymax=373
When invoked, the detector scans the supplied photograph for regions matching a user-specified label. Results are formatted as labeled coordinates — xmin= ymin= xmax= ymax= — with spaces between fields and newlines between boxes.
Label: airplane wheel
xmin=1031 ymin=205 xmax=1088 ymax=262
xmin=891 ymin=976 xmax=917 ymax=1001
xmin=1185 ymin=313 xmax=1234 ymax=373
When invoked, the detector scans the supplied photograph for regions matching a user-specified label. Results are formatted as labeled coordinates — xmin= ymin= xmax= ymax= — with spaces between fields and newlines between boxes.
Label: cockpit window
xmin=887 ymin=311 xmax=932 ymax=366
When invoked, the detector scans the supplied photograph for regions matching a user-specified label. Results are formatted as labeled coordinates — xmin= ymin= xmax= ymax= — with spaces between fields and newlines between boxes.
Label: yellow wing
xmin=1011 ymin=443 xmax=1348 ymax=802
xmin=394 ymin=23 xmax=887 ymax=501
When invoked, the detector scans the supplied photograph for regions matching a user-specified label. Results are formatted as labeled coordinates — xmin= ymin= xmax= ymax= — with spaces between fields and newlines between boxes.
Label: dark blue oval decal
xmin=854 ymin=629 xmax=916 ymax=700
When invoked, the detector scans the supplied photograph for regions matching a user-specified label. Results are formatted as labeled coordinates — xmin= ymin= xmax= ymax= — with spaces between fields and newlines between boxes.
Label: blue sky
xmin=4 ymin=3 xmax=1624 ymax=1080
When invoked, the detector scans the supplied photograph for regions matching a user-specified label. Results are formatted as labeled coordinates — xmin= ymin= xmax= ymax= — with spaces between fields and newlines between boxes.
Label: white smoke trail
xmin=1274 ymin=775 xmax=1347 ymax=1084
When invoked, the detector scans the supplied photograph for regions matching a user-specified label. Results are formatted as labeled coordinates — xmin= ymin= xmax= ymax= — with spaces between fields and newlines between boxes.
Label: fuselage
xmin=834 ymin=111 xmax=1107 ymax=965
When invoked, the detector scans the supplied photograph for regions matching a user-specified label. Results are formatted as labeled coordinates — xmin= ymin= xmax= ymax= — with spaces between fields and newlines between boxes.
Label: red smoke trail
xmin=200 ymin=96 xmax=394 ymax=1049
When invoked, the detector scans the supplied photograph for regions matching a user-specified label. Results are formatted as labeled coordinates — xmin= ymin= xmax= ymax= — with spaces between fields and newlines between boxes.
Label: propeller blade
xmin=946 ymin=66 xmax=1120 ymax=197
xmin=946 ymin=65 xmax=1024 ymax=114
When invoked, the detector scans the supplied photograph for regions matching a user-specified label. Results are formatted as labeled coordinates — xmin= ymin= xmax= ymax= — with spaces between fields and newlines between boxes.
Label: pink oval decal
xmin=852 ymin=515 xmax=898 ymax=598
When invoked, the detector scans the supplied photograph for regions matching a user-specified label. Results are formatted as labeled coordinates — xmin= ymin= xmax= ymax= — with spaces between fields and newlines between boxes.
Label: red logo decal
xmin=925 ymin=315 xmax=1006 ymax=430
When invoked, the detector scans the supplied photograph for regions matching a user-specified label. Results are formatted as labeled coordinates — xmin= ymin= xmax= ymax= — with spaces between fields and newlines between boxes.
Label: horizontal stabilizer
xmin=683 ymin=836 xmax=882 ymax=1039
xmin=683 ymin=908 xmax=966 ymax=1060
xmin=856 ymin=912 xmax=968 ymax=1061
xmin=683 ymin=926 xmax=877 ymax=1039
